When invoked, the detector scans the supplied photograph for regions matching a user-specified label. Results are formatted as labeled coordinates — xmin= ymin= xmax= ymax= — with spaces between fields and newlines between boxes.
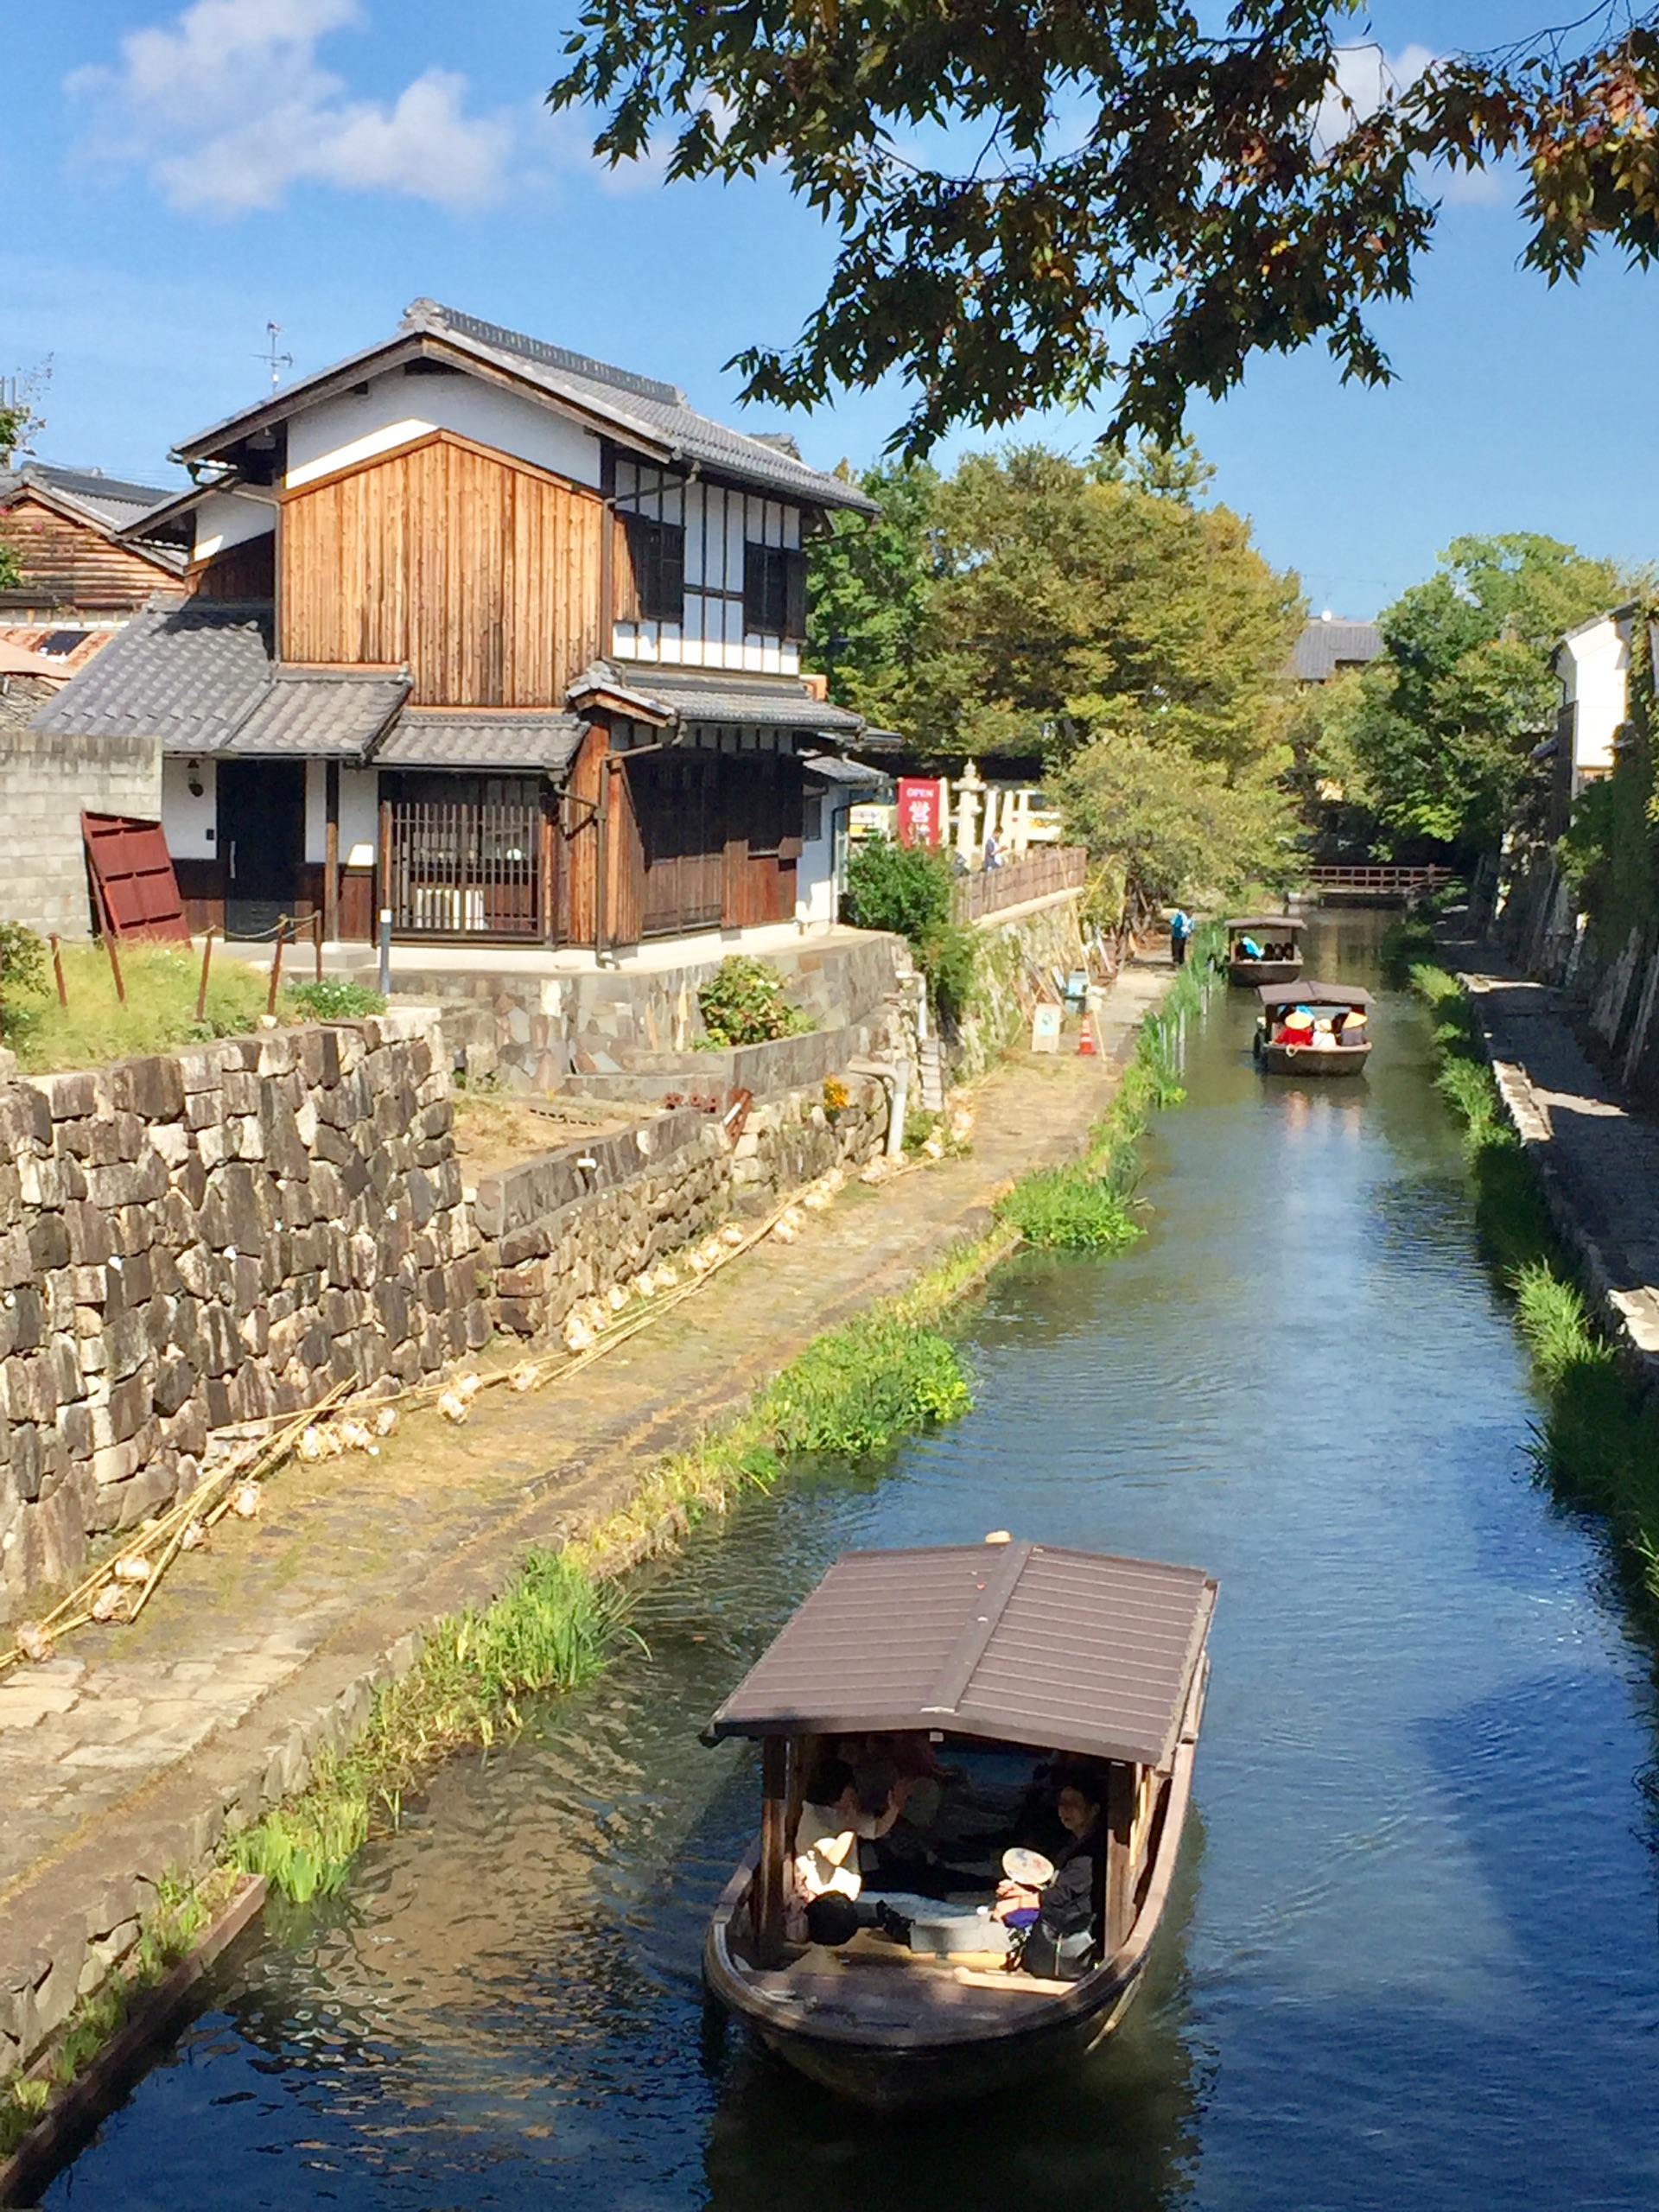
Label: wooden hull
xmin=705 ymin=1669 xmax=1207 ymax=2110
xmin=1257 ymin=1039 xmax=1370 ymax=1078
xmin=1229 ymin=957 xmax=1301 ymax=987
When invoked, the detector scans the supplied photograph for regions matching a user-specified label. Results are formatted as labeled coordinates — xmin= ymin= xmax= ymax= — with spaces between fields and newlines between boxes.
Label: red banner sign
xmin=897 ymin=777 xmax=945 ymax=847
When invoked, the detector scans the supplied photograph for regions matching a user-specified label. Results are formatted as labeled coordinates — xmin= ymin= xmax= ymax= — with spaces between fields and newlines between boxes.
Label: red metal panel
xmin=80 ymin=812 xmax=191 ymax=942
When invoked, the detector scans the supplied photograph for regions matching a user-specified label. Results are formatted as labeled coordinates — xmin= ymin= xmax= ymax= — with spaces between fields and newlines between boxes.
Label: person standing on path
xmin=1169 ymin=908 xmax=1192 ymax=966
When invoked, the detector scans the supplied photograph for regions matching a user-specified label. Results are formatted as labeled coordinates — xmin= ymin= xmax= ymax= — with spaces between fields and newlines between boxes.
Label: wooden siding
xmin=280 ymin=430 xmax=603 ymax=708
xmin=189 ymin=534 xmax=276 ymax=602
xmin=0 ymin=492 xmax=176 ymax=613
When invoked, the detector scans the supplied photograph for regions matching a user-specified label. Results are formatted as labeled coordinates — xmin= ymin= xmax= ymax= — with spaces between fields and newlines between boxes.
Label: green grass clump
xmin=287 ymin=976 xmax=386 ymax=1020
xmin=760 ymin=1306 xmax=973 ymax=1453
xmin=997 ymin=1164 xmax=1142 ymax=1251
xmin=230 ymin=1551 xmax=632 ymax=1902
xmin=6 ymin=943 xmax=276 ymax=1071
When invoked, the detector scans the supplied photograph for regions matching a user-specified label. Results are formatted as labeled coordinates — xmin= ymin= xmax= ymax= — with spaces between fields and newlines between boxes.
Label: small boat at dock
xmin=702 ymin=1538 xmax=1217 ymax=2109
xmin=1224 ymin=915 xmax=1304 ymax=987
xmin=1254 ymin=981 xmax=1373 ymax=1077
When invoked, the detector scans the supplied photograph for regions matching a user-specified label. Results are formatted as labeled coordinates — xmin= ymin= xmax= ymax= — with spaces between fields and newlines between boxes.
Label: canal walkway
xmin=0 ymin=963 xmax=1173 ymax=2068
xmin=1443 ymin=924 xmax=1659 ymax=1375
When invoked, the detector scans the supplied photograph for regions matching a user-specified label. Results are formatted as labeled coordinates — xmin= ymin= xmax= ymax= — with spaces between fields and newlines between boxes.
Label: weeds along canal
xmin=47 ymin=915 xmax=1659 ymax=2212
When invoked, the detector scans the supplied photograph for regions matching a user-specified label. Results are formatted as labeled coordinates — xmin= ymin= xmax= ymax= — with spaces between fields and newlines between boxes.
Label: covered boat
xmin=1255 ymin=980 xmax=1373 ymax=1077
xmin=702 ymin=1538 xmax=1217 ymax=2107
xmin=1224 ymin=914 xmax=1304 ymax=986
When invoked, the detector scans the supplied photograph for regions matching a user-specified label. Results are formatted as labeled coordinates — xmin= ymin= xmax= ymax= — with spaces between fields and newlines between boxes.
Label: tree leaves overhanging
xmin=548 ymin=3 xmax=1659 ymax=450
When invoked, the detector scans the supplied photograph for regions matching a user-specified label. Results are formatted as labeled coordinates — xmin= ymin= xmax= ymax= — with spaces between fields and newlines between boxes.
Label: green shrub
xmin=697 ymin=956 xmax=811 ymax=1046
xmin=286 ymin=976 xmax=387 ymax=1020
xmin=843 ymin=836 xmax=952 ymax=939
xmin=0 ymin=920 xmax=46 ymax=1043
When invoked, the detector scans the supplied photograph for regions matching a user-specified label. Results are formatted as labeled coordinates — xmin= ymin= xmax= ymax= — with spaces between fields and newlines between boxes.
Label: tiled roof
xmin=802 ymin=750 xmax=890 ymax=788
xmin=590 ymin=659 xmax=865 ymax=734
xmin=230 ymin=668 xmax=408 ymax=758
xmin=0 ymin=463 xmax=189 ymax=569
xmin=30 ymin=601 xmax=275 ymax=750
xmin=175 ymin=300 xmax=878 ymax=516
xmin=376 ymin=709 xmax=583 ymax=774
xmin=1292 ymin=618 xmax=1383 ymax=683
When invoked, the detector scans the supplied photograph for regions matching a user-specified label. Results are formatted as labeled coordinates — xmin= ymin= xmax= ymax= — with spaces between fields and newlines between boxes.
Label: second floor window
xmin=621 ymin=514 xmax=686 ymax=625
xmin=743 ymin=543 xmax=808 ymax=640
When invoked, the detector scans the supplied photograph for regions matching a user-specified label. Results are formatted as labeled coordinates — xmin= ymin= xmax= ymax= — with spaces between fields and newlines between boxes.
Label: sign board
xmin=897 ymin=777 xmax=946 ymax=847
xmin=1031 ymin=1003 xmax=1063 ymax=1053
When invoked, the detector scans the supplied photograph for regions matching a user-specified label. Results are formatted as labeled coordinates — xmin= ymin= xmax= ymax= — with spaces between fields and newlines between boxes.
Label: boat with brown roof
xmin=1225 ymin=914 xmax=1305 ymax=987
xmin=701 ymin=1537 xmax=1217 ymax=2108
xmin=1254 ymin=981 xmax=1373 ymax=1077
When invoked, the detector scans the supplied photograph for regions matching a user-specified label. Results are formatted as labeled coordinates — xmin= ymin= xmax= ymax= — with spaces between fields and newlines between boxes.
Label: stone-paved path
xmin=1446 ymin=928 xmax=1659 ymax=1364
xmin=0 ymin=965 xmax=1172 ymax=2060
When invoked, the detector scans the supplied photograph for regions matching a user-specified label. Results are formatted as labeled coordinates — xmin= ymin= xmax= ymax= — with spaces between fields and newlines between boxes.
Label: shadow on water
xmin=42 ymin=908 xmax=1659 ymax=2210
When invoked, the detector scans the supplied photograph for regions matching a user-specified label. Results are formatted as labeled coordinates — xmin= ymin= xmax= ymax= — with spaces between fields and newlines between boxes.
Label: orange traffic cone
xmin=1077 ymin=1014 xmax=1096 ymax=1057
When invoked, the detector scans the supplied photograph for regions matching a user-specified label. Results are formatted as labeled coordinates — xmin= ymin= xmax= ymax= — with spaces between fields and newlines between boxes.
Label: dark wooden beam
xmin=755 ymin=1735 xmax=790 ymax=1969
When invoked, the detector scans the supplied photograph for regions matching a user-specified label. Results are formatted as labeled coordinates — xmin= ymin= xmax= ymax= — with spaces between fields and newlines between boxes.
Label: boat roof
xmin=1256 ymin=980 xmax=1371 ymax=1008
xmin=706 ymin=1541 xmax=1217 ymax=1770
xmin=1225 ymin=915 xmax=1304 ymax=934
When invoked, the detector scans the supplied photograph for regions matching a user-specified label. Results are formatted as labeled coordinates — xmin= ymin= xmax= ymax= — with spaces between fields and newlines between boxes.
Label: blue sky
xmin=2 ymin=0 xmax=1653 ymax=618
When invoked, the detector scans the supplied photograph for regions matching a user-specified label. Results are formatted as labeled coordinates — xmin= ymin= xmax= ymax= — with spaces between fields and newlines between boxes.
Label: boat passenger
xmin=785 ymin=1892 xmax=860 ymax=1975
xmin=1338 ymin=1008 xmax=1368 ymax=1046
xmin=791 ymin=1758 xmax=912 ymax=1935
xmin=1238 ymin=934 xmax=1265 ymax=960
xmin=994 ymin=1768 xmax=1107 ymax=1980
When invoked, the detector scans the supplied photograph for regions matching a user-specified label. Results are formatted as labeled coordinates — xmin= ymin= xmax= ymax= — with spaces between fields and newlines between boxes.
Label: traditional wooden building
xmin=34 ymin=301 xmax=873 ymax=949
xmin=0 ymin=462 xmax=188 ymax=621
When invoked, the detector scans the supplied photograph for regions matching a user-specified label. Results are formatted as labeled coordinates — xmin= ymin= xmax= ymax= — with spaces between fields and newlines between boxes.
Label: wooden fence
xmin=1306 ymin=865 xmax=1453 ymax=901
xmin=952 ymin=844 xmax=1087 ymax=924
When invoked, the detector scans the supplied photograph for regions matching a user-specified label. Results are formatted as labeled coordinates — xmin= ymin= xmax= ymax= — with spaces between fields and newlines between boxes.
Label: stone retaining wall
xmin=477 ymin=1077 xmax=888 ymax=1340
xmin=0 ymin=1011 xmax=487 ymax=1620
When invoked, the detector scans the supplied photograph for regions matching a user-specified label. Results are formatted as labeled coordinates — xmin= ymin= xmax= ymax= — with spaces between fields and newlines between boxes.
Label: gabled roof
xmin=1292 ymin=617 xmax=1383 ymax=683
xmin=173 ymin=299 xmax=878 ymax=517
xmin=708 ymin=1541 xmax=1217 ymax=1771
xmin=0 ymin=462 xmax=189 ymax=571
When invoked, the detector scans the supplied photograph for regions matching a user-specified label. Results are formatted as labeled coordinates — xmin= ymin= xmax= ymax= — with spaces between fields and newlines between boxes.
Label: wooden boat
xmin=1254 ymin=980 xmax=1373 ymax=1077
xmin=1224 ymin=914 xmax=1305 ymax=987
xmin=702 ymin=1538 xmax=1217 ymax=2108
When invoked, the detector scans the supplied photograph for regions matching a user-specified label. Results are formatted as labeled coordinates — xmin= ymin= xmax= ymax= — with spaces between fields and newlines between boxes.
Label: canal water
xmin=48 ymin=918 xmax=1659 ymax=2211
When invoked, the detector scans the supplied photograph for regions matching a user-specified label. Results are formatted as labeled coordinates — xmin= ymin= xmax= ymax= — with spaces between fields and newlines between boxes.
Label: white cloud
xmin=67 ymin=0 xmax=514 ymax=216
xmin=1315 ymin=41 xmax=1440 ymax=154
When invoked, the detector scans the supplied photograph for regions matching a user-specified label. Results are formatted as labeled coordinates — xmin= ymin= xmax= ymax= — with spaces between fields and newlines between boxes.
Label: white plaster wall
xmin=1562 ymin=619 xmax=1630 ymax=777
xmin=340 ymin=769 xmax=380 ymax=867
xmin=162 ymin=755 xmax=218 ymax=859
xmin=612 ymin=464 xmax=804 ymax=676
xmin=285 ymin=371 xmax=602 ymax=491
xmin=191 ymin=489 xmax=275 ymax=563
xmin=796 ymin=790 xmax=851 ymax=927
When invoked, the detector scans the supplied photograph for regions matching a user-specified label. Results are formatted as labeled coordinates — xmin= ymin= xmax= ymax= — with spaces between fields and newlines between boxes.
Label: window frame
xmin=743 ymin=542 xmax=808 ymax=641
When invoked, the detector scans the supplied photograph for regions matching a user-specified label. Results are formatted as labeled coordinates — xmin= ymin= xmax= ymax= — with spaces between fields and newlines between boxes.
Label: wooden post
xmin=755 ymin=1735 xmax=790 ymax=1969
xmin=1104 ymin=1760 xmax=1136 ymax=1955
xmin=266 ymin=919 xmax=288 ymax=1014
xmin=323 ymin=760 xmax=340 ymax=947
xmin=195 ymin=928 xmax=216 ymax=1022
xmin=48 ymin=934 xmax=67 ymax=1007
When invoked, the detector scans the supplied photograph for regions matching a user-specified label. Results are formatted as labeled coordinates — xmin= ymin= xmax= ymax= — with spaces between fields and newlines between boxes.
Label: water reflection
xmin=48 ymin=913 xmax=1659 ymax=2211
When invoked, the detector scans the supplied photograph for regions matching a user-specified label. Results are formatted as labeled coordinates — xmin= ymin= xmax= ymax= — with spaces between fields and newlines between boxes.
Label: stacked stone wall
xmin=477 ymin=1077 xmax=888 ymax=1340
xmin=0 ymin=1010 xmax=486 ymax=1619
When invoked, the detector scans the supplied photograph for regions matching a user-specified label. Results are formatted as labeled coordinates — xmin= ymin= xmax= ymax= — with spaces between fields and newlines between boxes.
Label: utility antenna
xmin=258 ymin=322 xmax=294 ymax=391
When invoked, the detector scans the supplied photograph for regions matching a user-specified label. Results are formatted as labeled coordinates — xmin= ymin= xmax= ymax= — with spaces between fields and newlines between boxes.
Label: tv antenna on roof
xmin=258 ymin=322 xmax=294 ymax=391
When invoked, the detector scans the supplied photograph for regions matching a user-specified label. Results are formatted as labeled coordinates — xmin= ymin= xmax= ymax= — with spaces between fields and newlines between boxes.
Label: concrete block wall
xmin=0 ymin=724 xmax=162 ymax=941
xmin=0 ymin=1010 xmax=487 ymax=1621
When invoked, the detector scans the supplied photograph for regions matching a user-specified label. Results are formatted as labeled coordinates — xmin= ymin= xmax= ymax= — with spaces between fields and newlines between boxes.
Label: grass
xmin=3 ymin=943 xmax=281 ymax=1071
xmin=1399 ymin=939 xmax=1659 ymax=1603
xmin=0 ymin=1866 xmax=238 ymax=2158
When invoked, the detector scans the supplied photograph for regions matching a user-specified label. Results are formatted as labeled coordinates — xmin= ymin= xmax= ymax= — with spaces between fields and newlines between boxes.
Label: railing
xmin=952 ymin=845 xmax=1088 ymax=923
xmin=387 ymin=798 xmax=542 ymax=938
xmin=1306 ymin=865 xmax=1453 ymax=896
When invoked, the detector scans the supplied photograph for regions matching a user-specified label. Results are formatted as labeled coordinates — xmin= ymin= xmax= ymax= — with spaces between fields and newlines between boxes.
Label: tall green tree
xmin=550 ymin=5 xmax=1659 ymax=452
xmin=1352 ymin=535 xmax=1630 ymax=856
xmin=806 ymin=458 xmax=939 ymax=723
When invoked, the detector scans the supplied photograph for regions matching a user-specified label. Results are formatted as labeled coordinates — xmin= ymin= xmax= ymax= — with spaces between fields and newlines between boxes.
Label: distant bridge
xmin=1305 ymin=865 xmax=1454 ymax=906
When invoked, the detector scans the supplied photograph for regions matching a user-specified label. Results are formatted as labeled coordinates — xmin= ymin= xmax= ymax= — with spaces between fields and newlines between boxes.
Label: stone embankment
xmin=1445 ymin=925 xmax=1659 ymax=1382
xmin=0 ymin=1013 xmax=486 ymax=1615
xmin=0 ymin=960 xmax=1174 ymax=2085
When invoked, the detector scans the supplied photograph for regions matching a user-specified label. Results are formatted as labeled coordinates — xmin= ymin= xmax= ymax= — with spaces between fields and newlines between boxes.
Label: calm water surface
xmin=50 ymin=918 xmax=1659 ymax=2210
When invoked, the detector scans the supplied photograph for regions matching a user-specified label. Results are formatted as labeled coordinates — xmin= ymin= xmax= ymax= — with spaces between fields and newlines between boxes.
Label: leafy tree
xmin=1351 ymin=535 xmax=1630 ymax=856
xmin=550 ymin=5 xmax=1659 ymax=451
xmin=842 ymin=838 xmax=978 ymax=1022
xmin=806 ymin=458 xmax=940 ymax=720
